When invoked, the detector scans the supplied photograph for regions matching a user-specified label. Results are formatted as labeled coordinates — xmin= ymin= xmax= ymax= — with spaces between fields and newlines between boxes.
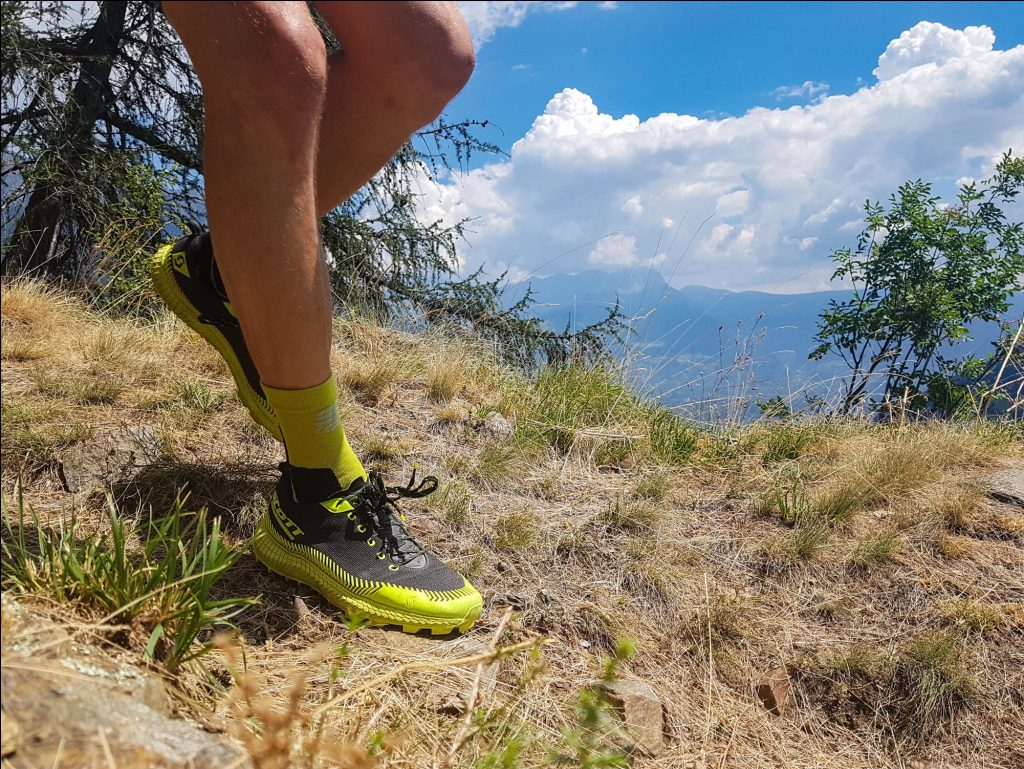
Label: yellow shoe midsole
xmin=150 ymin=243 xmax=282 ymax=440
xmin=252 ymin=517 xmax=482 ymax=630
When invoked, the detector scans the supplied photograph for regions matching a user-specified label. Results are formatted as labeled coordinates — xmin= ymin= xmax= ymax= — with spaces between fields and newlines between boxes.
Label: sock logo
xmin=271 ymin=496 xmax=304 ymax=540
xmin=170 ymin=250 xmax=190 ymax=278
xmin=314 ymin=403 xmax=339 ymax=434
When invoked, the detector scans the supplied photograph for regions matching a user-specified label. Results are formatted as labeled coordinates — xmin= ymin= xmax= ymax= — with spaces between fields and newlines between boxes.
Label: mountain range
xmin=509 ymin=269 xmax=1023 ymax=418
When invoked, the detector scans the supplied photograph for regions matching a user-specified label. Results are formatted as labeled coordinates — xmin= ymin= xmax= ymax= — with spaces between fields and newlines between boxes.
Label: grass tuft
xmin=434 ymin=477 xmax=471 ymax=524
xmin=34 ymin=370 xmax=124 ymax=404
xmin=895 ymin=632 xmax=976 ymax=733
xmin=522 ymin=364 xmax=640 ymax=453
xmin=851 ymin=530 xmax=902 ymax=568
xmin=939 ymin=599 xmax=1004 ymax=634
xmin=172 ymin=379 xmax=228 ymax=414
xmin=633 ymin=470 xmax=670 ymax=501
xmin=601 ymin=497 xmax=662 ymax=533
xmin=340 ymin=360 xmax=402 ymax=405
xmin=426 ymin=366 xmax=463 ymax=403
xmin=647 ymin=408 xmax=699 ymax=465
xmin=494 ymin=511 xmax=536 ymax=552
xmin=1 ymin=490 xmax=254 ymax=670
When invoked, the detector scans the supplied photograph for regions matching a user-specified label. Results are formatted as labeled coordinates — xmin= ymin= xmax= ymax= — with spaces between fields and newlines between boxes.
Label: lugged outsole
xmin=149 ymin=244 xmax=282 ymax=441
xmin=252 ymin=517 xmax=481 ymax=635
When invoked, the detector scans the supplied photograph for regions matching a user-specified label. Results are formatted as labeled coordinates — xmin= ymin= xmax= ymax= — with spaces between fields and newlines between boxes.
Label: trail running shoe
xmin=253 ymin=465 xmax=482 ymax=634
xmin=150 ymin=228 xmax=281 ymax=440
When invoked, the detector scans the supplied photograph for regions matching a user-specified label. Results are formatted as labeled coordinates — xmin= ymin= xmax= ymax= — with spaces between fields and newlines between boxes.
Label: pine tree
xmin=1 ymin=1 xmax=622 ymax=366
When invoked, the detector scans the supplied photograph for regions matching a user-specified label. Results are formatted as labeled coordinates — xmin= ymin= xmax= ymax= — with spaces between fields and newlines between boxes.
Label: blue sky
xmin=448 ymin=2 xmax=1024 ymax=167
xmin=419 ymin=2 xmax=1024 ymax=293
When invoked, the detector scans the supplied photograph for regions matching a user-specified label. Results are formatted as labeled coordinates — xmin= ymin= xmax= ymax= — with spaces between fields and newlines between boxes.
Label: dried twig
xmin=439 ymin=607 xmax=515 ymax=768
xmin=313 ymin=635 xmax=543 ymax=717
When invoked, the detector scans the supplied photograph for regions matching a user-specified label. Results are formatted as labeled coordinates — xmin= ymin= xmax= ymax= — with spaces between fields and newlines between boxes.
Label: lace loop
xmin=341 ymin=470 xmax=438 ymax=565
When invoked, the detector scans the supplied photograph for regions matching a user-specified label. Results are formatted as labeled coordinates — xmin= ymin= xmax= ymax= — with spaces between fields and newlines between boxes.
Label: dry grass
xmin=339 ymin=360 xmax=404 ymax=405
xmin=3 ymin=280 xmax=1024 ymax=769
xmin=427 ymin=366 xmax=463 ymax=404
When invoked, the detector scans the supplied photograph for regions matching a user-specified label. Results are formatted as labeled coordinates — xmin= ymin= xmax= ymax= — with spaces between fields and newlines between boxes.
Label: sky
xmin=413 ymin=1 xmax=1024 ymax=293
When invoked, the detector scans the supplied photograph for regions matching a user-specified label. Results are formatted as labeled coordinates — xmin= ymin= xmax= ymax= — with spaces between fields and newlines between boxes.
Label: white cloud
xmin=456 ymin=1 xmax=578 ymax=49
xmin=422 ymin=23 xmax=1024 ymax=292
xmin=771 ymin=80 xmax=830 ymax=101
xmin=588 ymin=232 xmax=638 ymax=267
xmin=874 ymin=22 xmax=995 ymax=80
xmin=715 ymin=189 xmax=750 ymax=217
xmin=621 ymin=195 xmax=643 ymax=217
xmin=598 ymin=1 xmax=619 ymax=9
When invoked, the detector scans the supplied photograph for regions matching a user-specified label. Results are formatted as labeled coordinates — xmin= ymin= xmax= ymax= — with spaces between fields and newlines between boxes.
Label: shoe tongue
xmin=343 ymin=476 xmax=367 ymax=495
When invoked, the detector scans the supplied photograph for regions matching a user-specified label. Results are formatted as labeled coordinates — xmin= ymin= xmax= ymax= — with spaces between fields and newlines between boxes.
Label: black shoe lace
xmin=345 ymin=469 xmax=438 ymax=564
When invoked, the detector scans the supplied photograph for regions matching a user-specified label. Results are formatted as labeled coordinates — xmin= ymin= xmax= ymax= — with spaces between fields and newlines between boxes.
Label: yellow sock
xmin=263 ymin=377 xmax=367 ymax=493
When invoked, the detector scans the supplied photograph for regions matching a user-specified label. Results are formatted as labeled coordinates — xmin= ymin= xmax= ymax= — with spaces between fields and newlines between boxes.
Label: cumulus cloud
xmin=456 ymin=1 xmax=578 ymax=49
xmin=423 ymin=22 xmax=1024 ymax=292
xmin=771 ymin=80 xmax=830 ymax=101
xmin=874 ymin=22 xmax=996 ymax=80
xmin=588 ymin=232 xmax=638 ymax=267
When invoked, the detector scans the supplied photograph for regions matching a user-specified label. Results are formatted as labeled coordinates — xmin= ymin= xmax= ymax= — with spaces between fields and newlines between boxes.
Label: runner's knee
xmin=171 ymin=4 xmax=327 ymax=120
xmin=401 ymin=13 xmax=475 ymax=119
xmin=228 ymin=15 xmax=327 ymax=119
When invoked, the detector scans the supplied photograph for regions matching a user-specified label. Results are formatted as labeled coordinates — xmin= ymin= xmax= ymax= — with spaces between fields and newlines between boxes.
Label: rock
xmin=2 ymin=666 xmax=249 ymax=768
xmin=57 ymin=655 xmax=171 ymax=716
xmin=2 ymin=596 xmax=249 ymax=769
xmin=755 ymin=666 xmax=792 ymax=716
xmin=293 ymin=595 xmax=311 ymax=621
xmin=499 ymin=592 xmax=527 ymax=609
xmin=60 ymin=424 xmax=162 ymax=492
xmin=985 ymin=467 xmax=1024 ymax=508
xmin=603 ymin=679 xmax=665 ymax=756
xmin=480 ymin=412 xmax=514 ymax=441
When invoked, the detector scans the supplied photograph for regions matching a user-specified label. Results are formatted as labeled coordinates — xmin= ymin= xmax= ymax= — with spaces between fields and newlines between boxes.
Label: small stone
xmin=603 ymin=679 xmax=665 ymax=756
xmin=579 ymin=639 xmax=591 ymax=649
xmin=500 ymin=592 xmax=526 ymax=609
xmin=985 ymin=467 xmax=1024 ymax=507
xmin=755 ymin=666 xmax=792 ymax=716
xmin=293 ymin=595 xmax=310 ymax=620
xmin=480 ymin=412 xmax=514 ymax=441
xmin=59 ymin=424 xmax=162 ymax=493
xmin=871 ymin=509 xmax=892 ymax=519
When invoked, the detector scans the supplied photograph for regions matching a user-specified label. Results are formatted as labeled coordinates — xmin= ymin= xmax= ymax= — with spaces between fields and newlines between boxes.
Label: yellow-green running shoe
xmin=254 ymin=465 xmax=482 ymax=634
xmin=150 ymin=228 xmax=281 ymax=440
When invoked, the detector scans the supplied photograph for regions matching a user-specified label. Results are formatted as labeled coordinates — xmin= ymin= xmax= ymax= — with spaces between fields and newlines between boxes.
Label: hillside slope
xmin=2 ymin=281 xmax=1022 ymax=769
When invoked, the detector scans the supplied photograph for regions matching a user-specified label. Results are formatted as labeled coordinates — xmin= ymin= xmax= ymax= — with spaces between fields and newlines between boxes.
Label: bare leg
xmin=312 ymin=1 xmax=474 ymax=215
xmin=161 ymin=2 xmax=473 ymax=384
xmin=163 ymin=1 xmax=330 ymax=390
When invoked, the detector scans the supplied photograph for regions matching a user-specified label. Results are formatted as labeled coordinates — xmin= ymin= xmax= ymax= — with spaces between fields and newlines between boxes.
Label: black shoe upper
xmin=269 ymin=464 xmax=467 ymax=592
xmin=167 ymin=229 xmax=265 ymax=406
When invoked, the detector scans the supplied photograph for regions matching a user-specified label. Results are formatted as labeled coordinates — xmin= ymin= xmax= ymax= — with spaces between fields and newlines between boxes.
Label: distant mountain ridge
xmin=510 ymin=269 xmax=1023 ymax=414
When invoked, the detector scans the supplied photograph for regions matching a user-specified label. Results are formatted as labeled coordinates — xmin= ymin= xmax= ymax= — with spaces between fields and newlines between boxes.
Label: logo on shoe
xmin=271 ymin=496 xmax=304 ymax=540
xmin=171 ymin=250 xmax=190 ymax=278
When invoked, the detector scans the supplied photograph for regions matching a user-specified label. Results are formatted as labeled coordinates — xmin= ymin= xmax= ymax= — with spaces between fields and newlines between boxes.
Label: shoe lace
xmin=344 ymin=469 xmax=438 ymax=564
